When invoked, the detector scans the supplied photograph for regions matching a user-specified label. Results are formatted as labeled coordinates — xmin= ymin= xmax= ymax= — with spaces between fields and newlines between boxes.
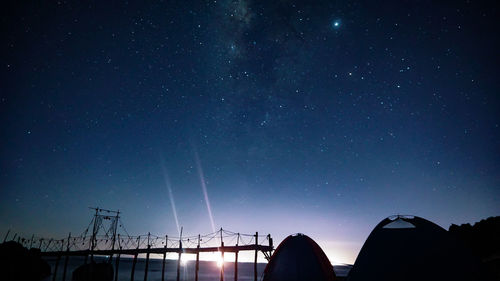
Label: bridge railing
xmin=5 ymin=229 xmax=274 ymax=281
xmin=13 ymin=229 xmax=271 ymax=252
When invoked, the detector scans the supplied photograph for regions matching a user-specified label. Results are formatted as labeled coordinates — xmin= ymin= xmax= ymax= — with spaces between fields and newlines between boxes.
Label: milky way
xmin=1 ymin=0 xmax=499 ymax=263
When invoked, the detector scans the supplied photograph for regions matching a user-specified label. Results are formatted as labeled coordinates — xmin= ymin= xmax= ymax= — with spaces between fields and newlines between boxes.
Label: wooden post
xmin=2 ymin=229 xmax=10 ymax=242
xmin=114 ymin=251 xmax=121 ymax=281
xmin=234 ymin=251 xmax=239 ymax=281
xmin=161 ymin=235 xmax=167 ymax=281
xmin=131 ymin=236 xmax=140 ymax=281
xmin=29 ymin=234 xmax=35 ymax=249
xmin=114 ymin=234 xmax=121 ymax=281
xmin=52 ymin=240 xmax=63 ymax=281
xmin=268 ymin=234 xmax=273 ymax=259
xmin=220 ymin=241 xmax=225 ymax=281
xmin=83 ymin=236 xmax=88 ymax=265
xmin=176 ymin=238 xmax=182 ymax=281
xmin=62 ymin=233 xmax=71 ymax=281
xmin=195 ymin=235 xmax=200 ymax=281
xmin=234 ymin=233 xmax=239 ymax=281
xmin=144 ymin=233 xmax=151 ymax=281
xmin=131 ymin=253 xmax=138 ymax=281
xmin=254 ymin=232 xmax=258 ymax=281
xmin=220 ymin=228 xmax=224 ymax=281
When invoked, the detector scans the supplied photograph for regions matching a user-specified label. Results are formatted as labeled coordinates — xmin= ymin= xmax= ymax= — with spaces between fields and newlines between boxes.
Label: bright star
xmin=332 ymin=19 xmax=341 ymax=29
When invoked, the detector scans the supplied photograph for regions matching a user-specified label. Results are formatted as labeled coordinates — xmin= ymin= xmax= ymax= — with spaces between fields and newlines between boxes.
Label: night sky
xmin=1 ymin=0 xmax=499 ymax=264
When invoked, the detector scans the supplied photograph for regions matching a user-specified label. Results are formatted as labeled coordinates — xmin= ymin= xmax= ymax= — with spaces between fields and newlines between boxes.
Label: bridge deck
xmin=41 ymin=244 xmax=274 ymax=256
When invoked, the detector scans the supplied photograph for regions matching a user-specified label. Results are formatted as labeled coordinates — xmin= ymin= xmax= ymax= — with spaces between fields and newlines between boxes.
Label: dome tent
xmin=263 ymin=233 xmax=336 ymax=281
xmin=347 ymin=215 xmax=481 ymax=281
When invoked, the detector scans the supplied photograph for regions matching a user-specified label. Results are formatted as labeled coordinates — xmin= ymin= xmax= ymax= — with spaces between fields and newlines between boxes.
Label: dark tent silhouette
xmin=263 ymin=233 xmax=336 ymax=281
xmin=347 ymin=215 xmax=482 ymax=281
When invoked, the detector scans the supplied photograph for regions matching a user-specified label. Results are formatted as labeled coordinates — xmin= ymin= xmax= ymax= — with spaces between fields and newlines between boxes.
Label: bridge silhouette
xmin=5 ymin=208 xmax=274 ymax=281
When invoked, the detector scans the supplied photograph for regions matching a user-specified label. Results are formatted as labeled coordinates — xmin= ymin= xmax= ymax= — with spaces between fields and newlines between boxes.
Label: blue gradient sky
xmin=1 ymin=0 xmax=499 ymax=264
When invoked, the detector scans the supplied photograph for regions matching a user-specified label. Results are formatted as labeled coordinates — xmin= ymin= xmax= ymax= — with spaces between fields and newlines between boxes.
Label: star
xmin=332 ymin=19 xmax=341 ymax=29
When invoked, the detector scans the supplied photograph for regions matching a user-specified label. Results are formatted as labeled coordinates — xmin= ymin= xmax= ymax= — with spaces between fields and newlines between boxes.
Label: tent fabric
xmin=263 ymin=233 xmax=336 ymax=281
xmin=383 ymin=218 xmax=416 ymax=229
xmin=347 ymin=215 xmax=481 ymax=281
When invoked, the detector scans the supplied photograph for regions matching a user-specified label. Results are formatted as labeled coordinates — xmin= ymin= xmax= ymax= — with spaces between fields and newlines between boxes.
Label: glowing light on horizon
xmin=215 ymin=252 xmax=224 ymax=268
xmin=180 ymin=254 xmax=189 ymax=266
xmin=160 ymin=155 xmax=181 ymax=235
xmin=193 ymin=147 xmax=216 ymax=233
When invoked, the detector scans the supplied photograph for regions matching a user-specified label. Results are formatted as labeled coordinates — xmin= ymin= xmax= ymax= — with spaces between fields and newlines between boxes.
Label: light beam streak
xmin=193 ymin=147 xmax=216 ymax=233
xmin=160 ymin=155 xmax=181 ymax=236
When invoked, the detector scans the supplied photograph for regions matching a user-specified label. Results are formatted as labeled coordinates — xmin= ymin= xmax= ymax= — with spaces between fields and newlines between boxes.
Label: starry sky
xmin=1 ymin=0 xmax=499 ymax=264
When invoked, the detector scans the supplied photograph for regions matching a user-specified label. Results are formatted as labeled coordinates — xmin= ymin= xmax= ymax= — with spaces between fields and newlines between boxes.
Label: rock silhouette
xmin=449 ymin=216 xmax=500 ymax=280
xmin=0 ymin=241 xmax=51 ymax=281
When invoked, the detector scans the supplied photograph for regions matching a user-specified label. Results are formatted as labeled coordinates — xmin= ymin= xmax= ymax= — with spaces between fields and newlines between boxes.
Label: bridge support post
xmin=220 ymin=229 xmax=225 ymax=281
xmin=268 ymin=235 xmax=273 ymax=260
xmin=114 ymin=252 xmax=120 ymax=281
xmin=62 ymin=233 xmax=71 ymax=281
xmin=162 ymin=235 xmax=167 ymax=281
xmin=220 ymin=242 xmax=225 ymax=281
xmin=52 ymin=254 xmax=60 ymax=281
xmin=234 ymin=251 xmax=238 ymax=281
xmin=114 ymin=235 xmax=121 ymax=281
xmin=176 ymin=239 xmax=182 ymax=281
xmin=131 ymin=254 xmax=138 ymax=281
xmin=52 ymin=240 xmax=63 ymax=281
xmin=131 ymin=236 xmax=140 ymax=281
xmin=144 ymin=233 xmax=151 ymax=281
xmin=234 ymin=233 xmax=240 ymax=281
xmin=254 ymin=232 xmax=258 ymax=281
xmin=29 ymin=234 xmax=34 ymax=249
xmin=234 ymin=249 xmax=238 ymax=281
xmin=62 ymin=254 xmax=69 ymax=281
xmin=195 ymin=235 xmax=200 ymax=281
